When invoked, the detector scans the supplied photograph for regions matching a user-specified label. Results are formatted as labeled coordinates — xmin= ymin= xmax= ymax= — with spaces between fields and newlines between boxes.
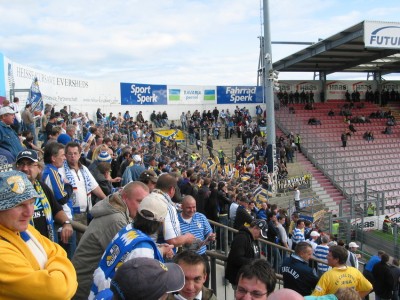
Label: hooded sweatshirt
xmin=72 ymin=192 xmax=131 ymax=300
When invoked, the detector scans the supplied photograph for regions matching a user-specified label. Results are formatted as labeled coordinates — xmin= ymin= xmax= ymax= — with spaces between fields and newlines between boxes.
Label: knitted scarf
xmin=31 ymin=180 xmax=56 ymax=242
xmin=63 ymin=160 xmax=94 ymax=212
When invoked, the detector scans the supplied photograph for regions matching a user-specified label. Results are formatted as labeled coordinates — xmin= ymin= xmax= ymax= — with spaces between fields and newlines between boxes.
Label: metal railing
xmin=72 ymin=218 xmax=331 ymax=299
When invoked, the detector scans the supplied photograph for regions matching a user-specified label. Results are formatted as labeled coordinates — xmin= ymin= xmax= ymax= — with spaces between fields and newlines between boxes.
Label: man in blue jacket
xmin=281 ymin=241 xmax=318 ymax=296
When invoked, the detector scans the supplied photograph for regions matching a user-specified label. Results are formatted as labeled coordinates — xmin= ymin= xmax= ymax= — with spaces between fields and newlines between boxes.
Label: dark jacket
xmin=225 ymin=227 xmax=260 ymax=285
xmin=233 ymin=206 xmax=253 ymax=230
xmin=281 ymin=254 xmax=318 ymax=296
xmin=373 ymin=261 xmax=394 ymax=299
xmin=196 ymin=185 xmax=210 ymax=215
xmin=205 ymin=189 xmax=219 ymax=222
xmin=217 ymin=190 xmax=231 ymax=215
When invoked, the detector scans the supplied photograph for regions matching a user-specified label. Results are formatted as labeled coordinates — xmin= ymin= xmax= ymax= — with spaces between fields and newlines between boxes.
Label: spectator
xmin=90 ymin=193 xmax=173 ymax=298
xmin=226 ymin=219 xmax=267 ymax=287
xmin=42 ymin=142 xmax=76 ymax=258
xmin=291 ymin=219 xmax=305 ymax=250
xmin=313 ymin=235 xmax=331 ymax=276
xmin=178 ymin=195 xmax=215 ymax=286
xmin=281 ymin=242 xmax=318 ymax=296
xmin=0 ymin=171 xmax=77 ymax=299
xmin=0 ymin=106 xmax=24 ymax=159
xmin=59 ymin=142 xmax=106 ymax=235
xmin=15 ymin=149 xmax=72 ymax=243
xmin=95 ymin=257 xmax=185 ymax=300
xmin=167 ymin=251 xmax=217 ymax=300
xmin=235 ymin=259 xmax=276 ymax=300
xmin=372 ymin=253 xmax=394 ymax=300
xmin=312 ymin=245 xmax=372 ymax=297
xmin=72 ymin=181 xmax=149 ymax=300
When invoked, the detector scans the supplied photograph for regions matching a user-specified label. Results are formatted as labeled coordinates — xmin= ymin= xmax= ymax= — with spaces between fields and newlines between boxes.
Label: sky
xmin=1 ymin=0 xmax=400 ymax=86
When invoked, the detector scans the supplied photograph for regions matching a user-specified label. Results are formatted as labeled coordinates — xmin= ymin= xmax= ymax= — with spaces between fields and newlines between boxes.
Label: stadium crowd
xmin=0 ymin=98 xmax=398 ymax=300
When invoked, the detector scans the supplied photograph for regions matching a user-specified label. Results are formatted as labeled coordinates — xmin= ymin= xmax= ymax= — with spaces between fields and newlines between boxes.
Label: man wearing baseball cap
xmin=15 ymin=149 xmax=72 ymax=244
xmin=347 ymin=241 xmax=361 ymax=270
xmin=121 ymin=154 xmax=145 ymax=185
xmin=0 ymin=170 xmax=77 ymax=299
xmin=226 ymin=219 xmax=268 ymax=287
xmin=95 ymin=257 xmax=185 ymax=300
xmin=90 ymin=193 xmax=174 ymax=299
xmin=0 ymin=105 xmax=24 ymax=160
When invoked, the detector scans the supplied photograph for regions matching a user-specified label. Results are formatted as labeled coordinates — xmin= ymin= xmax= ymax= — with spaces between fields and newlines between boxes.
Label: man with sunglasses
xmin=15 ymin=149 xmax=72 ymax=243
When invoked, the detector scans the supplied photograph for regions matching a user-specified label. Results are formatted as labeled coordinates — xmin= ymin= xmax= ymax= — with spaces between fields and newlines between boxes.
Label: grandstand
xmin=276 ymin=99 xmax=400 ymax=216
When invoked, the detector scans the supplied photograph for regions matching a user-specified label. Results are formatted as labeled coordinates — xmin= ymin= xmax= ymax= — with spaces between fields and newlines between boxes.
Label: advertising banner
xmin=364 ymin=21 xmax=400 ymax=49
xmin=167 ymin=85 xmax=216 ymax=104
xmin=2 ymin=55 xmax=120 ymax=109
xmin=274 ymin=80 xmax=321 ymax=102
xmin=217 ymin=86 xmax=263 ymax=104
xmin=351 ymin=213 xmax=400 ymax=231
xmin=325 ymin=80 xmax=376 ymax=101
xmin=120 ymin=83 xmax=167 ymax=105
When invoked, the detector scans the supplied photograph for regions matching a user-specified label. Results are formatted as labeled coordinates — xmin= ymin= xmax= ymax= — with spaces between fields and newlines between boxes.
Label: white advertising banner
xmin=3 ymin=55 xmax=120 ymax=112
xmin=325 ymin=80 xmax=376 ymax=101
xmin=167 ymin=85 xmax=216 ymax=104
xmin=351 ymin=213 xmax=400 ymax=231
xmin=364 ymin=21 xmax=400 ymax=49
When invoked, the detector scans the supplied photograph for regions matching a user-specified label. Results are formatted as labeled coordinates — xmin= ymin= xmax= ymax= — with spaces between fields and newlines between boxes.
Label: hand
xmin=184 ymin=233 xmax=196 ymax=244
xmin=159 ymin=244 xmax=175 ymax=259
xmin=60 ymin=224 xmax=73 ymax=244
xmin=207 ymin=233 xmax=216 ymax=241
xmin=111 ymin=177 xmax=122 ymax=183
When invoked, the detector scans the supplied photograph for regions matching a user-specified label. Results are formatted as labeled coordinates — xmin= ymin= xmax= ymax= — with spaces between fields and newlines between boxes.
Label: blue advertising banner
xmin=217 ymin=86 xmax=263 ymax=104
xmin=120 ymin=83 xmax=167 ymax=105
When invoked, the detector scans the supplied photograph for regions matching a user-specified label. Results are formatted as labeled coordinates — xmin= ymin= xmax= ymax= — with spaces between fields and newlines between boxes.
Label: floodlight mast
xmin=263 ymin=0 xmax=276 ymax=175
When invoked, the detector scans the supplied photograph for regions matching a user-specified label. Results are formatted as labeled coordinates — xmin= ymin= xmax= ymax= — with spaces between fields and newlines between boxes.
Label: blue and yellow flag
xmin=27 ymin=77 xmax=43 ymax=114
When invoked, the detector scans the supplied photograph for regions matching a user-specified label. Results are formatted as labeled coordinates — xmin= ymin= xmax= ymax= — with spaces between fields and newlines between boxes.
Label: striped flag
xmin=246 ymin=153 xmax=255 ymax=163
xmin=26 ymin=77 xmax=43 ymax=114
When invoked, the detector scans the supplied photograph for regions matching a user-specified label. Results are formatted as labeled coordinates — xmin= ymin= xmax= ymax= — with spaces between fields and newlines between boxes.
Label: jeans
xmin=58 ymin=229 xmax=76 ymax=260
xmin=217 ymin=215 xmax=229 ymax=252
xmin=189 ymin=133 xmax=195 ymax=144
xmin=25 ymin=123 xmax=37 ymax=145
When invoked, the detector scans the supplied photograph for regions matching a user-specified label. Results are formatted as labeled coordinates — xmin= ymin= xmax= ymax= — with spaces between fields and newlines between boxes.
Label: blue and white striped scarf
xmin=63 ymin=160 xmax=94 ymax=197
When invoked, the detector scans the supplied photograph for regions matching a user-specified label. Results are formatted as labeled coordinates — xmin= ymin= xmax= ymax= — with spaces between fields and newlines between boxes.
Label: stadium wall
xmin=2 ymin=54 xmax=400 ymax=121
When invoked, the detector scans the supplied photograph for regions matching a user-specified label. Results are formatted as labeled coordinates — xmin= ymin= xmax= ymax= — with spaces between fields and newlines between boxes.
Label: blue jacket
xmin=0 ymin=121 xmax=24 ymax=160
xmin=281 ymin=254 xmax=318 ymax=296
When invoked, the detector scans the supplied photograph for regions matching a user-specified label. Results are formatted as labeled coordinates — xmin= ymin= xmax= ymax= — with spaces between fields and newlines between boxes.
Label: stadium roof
xmin=273 ymin=21 xmax=400 ymax=76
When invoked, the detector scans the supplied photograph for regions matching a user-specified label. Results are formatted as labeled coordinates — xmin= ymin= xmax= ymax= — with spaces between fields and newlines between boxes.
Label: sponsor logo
xmin=204 ymin=89 xmax=215 ymax=101
xmin=131 ymin=84 xmax=158 ymax=104
xmin=225 ymin=86 xmax=256 ymax=103
xmin=369 ymin=26 xmax=400 ymax=47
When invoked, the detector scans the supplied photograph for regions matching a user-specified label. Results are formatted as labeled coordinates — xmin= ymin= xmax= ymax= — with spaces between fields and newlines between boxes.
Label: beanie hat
xmin=0 ymin=171 xmax=40 ymax=211
xmin=97 ymin=151 xmax=112 ymax=163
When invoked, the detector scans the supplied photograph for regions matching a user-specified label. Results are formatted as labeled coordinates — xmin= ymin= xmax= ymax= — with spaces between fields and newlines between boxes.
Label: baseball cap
xmin=139 ymin=170 xmax=158 ymax=183
xmin=110 ymin=257 xmax=185 ymax=300
xmin=310 ymin=231 xmax=320 ymax=238
xmin=0 ymin=171 xmax=40 ymax=211
xmin=0 ymin=106 xmax=15 ymax=115
xmin=138 ymin=193 xmax=168 ymax=222
xmin=133 ymin=154 xmax=141 ymax=163
xmin=252 ymin=219 xmax=268 ymax=238
xmin=348 ymin=242 xmax=359 ymax=248
xmin=16 ymin=150 xmax=39 ymax=163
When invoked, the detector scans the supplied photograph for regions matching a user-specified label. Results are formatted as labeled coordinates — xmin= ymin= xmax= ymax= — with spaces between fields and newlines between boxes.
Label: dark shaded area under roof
xmin=272 ymin=21 xmax=400 ymax=76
